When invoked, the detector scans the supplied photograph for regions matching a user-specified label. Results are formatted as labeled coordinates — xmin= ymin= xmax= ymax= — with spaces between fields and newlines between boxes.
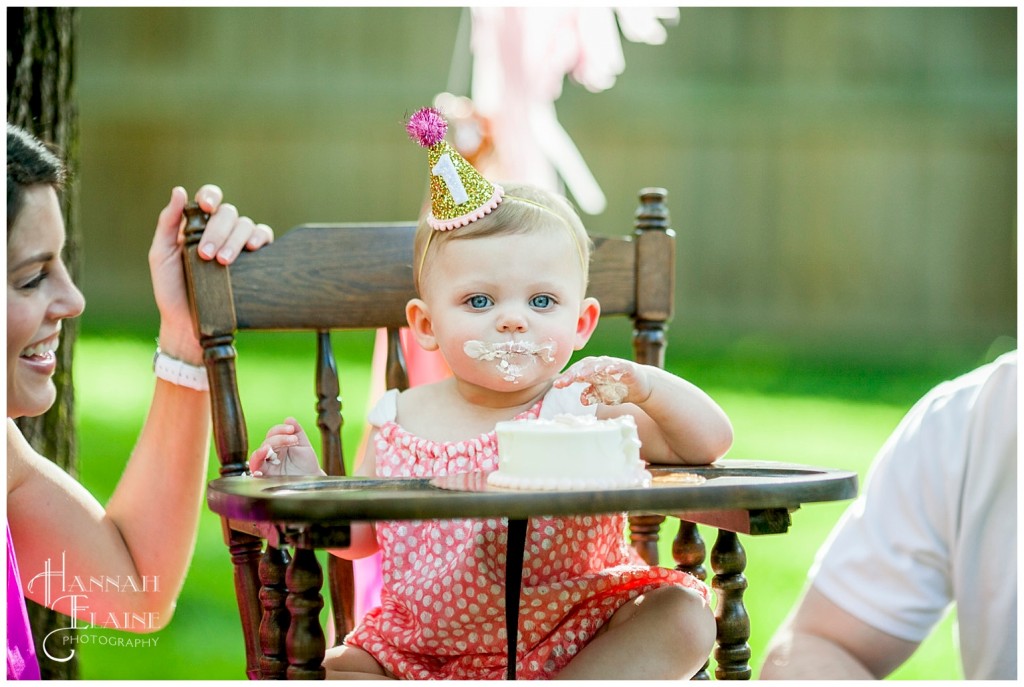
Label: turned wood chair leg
xmin=673 ymin=521 xmax=710 ymax=680
xmin=285 ymin=546 xmax=326 ymax=680
xmin=226 ymin=530 xmax=264 ymax=680
xmin=259 ymin=545 xmax=291 ymax=679
xmin=629 ymin=513 xmax=667 ymax=566
xmin=711 ymin=530 xmax=751 ymax=680
xmin=672 ymin=521 xmax=707 ymax=581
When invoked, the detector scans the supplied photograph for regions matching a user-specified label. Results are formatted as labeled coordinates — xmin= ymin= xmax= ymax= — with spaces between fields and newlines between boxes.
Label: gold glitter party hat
xmin=406 ymin=106 xmax=503 ymax=231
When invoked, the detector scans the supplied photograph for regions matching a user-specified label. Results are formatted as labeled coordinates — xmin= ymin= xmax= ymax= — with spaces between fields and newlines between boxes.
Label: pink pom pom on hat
xmin=406 ymin=107 xmax=449 ymax=147
xmin=406 ymin=106 xmax=503 ymax=231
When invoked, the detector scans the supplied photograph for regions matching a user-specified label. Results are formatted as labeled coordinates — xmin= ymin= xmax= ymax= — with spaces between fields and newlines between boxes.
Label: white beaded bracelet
xmin=153 ymin=348 xmax=209 ymax=391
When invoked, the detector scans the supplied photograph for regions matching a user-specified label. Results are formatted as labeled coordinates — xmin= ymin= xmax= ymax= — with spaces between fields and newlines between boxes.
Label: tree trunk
xmin=7 ymin=6 xmax=81 ymax=680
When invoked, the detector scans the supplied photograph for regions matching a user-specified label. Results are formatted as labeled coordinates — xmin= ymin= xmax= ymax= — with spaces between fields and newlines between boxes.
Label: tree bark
xmin=7 ymin=6 xmax=81 ymax=680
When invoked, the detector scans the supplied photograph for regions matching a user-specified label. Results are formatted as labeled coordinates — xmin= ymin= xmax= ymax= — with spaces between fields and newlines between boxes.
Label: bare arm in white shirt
xmin=760 ymin=586 xmax=920 ymax=679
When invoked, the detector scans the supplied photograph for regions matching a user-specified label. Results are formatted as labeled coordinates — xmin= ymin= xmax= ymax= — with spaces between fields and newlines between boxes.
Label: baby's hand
xmin=249 ymin=417 xmax=326 ymax=477
xmin=553 ymin=356 xmax=653 ymax=406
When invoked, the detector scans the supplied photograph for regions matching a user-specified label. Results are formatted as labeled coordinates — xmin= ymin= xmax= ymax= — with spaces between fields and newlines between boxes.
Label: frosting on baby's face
xmin=463 ymin=339 xmax=558 ymax=383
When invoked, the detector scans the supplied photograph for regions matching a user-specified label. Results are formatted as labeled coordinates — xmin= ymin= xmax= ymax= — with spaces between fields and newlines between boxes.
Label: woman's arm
xmin=7 ymin=388 xmax=209 ymax=629
xmin=7 ymin=185 xmax=272 ymax=631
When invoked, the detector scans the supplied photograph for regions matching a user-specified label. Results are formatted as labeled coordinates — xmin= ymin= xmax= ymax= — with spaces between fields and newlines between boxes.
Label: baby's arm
xmin=554 ymin=356 xmax=732 ymax=465
xmin=248 ymin=418 xmax=378 ymax=559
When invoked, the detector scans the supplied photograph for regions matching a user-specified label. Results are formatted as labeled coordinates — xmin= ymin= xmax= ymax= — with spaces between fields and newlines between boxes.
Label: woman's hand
xmin=149 ymin=184 xmax=274 ymax=364
xmin=249 ymin=417 xmax=326 ymax=477
xmin=553 ymin=356 xmax=653 ymax=406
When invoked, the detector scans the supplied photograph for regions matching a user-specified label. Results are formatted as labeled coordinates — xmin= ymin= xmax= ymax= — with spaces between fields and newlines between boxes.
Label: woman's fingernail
xmin=218 ymin=248 xmax=233 ymax=262
xmin=201 ymin=243 xmax=215 ymax=258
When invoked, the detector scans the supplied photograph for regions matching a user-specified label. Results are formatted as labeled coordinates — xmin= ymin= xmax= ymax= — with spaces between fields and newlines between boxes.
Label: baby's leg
xmin=554 ymin=585 xmax=716 ymax=680
xmin=323 ymin=644 xmax=394 ymax=680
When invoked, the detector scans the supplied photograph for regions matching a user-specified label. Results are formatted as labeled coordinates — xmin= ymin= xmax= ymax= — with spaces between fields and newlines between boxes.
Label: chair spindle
xmin=184 ymin=204 xmax=266 ymax=678
xmin=228 ymin=533 xmax=264 ymax=680
xmin=316 ymin=331 xmax=344 ymax=477
xmin=674 ymin=522 xmax=710 ymax=679
xmin=259 ymin=545 xmax=291 ymax=679
xmin=183 ymin=204 xmax=250 ymax=477
xmin=633 ymin=186 xmax=675 ymax=361
xmin=711 ymin=531 xmax=751 ymax=679
xmin=313 ymin=331 xmax=357 ymax=642
xmin=672 ymin=522 xmax=708 ymax=581
xmin=204 ymin=338 xmax=249 ymax=477
xmin=628 ymin=514 xmax=666 ymax=566
xmin=628 ymin=188 xmax=675 ymax=572
xmin=285 ymin=546 xmax=327 ymax=680
xmin=385 ymin=327 xmax=410 ymax=391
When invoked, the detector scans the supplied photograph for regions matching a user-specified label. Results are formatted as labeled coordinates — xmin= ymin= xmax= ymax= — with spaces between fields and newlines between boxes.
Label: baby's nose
xmin=497 ymin=311 xmax=528 ymax=333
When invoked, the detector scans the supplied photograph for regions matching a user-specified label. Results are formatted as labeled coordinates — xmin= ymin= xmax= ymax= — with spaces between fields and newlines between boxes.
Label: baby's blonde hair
xmin=413 ymin=183 xmax=593 ymax=294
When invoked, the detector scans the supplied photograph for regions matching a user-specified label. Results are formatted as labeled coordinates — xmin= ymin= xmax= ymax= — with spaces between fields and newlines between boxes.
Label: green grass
xmin=67 ymin=332 xmax=968 ymax=679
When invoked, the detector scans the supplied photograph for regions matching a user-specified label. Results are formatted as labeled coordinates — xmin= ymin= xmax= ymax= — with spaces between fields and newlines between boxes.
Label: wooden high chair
xmin=183 ymin=188 xmax=763 ymax=679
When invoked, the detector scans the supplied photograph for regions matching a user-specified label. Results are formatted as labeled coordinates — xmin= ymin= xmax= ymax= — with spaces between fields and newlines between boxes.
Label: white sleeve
xmin=809 ymin=353 xmax=1016 ymax=647
xmin=811 ymin=415 xmax=954 ymax=642
xmin=809 ymin=399 xmax=958 ymax=642
xmin=366 ymin=388 xmax=400 ymax=428
xmin=539 ymin=382 xmax=599 ymax=420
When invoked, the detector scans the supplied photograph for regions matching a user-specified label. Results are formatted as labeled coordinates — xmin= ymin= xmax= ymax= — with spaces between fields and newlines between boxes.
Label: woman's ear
xmin=573 ymin=297 xmax=601 ymax=350
xmin=405 ymin=298 xmax=438 ymax=351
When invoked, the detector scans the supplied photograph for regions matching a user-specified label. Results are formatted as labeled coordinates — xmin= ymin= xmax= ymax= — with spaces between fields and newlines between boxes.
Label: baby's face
xmin=418 ymin=226 xmax=592 ymax=390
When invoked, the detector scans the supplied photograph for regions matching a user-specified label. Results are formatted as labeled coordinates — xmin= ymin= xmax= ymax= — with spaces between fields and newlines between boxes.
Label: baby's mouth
xmin=463 ymin=340 xmax=557 ymax=383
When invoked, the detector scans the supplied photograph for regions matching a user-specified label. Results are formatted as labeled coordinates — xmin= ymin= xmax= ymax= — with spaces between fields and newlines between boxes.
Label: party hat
xmin=406 ymin=106 xmax=503 ymax=231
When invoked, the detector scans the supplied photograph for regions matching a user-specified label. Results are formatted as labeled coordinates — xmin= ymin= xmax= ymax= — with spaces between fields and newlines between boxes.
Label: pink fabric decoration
xmin=467 ymin=8 xmax=679 ymax=215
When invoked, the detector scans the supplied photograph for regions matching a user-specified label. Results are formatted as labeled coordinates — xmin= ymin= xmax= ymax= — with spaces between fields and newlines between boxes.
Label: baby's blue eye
xmin=467 ymin=294 xmax=493 ymax=309
xmin=529 ymin=294 xmax=554 ymax=309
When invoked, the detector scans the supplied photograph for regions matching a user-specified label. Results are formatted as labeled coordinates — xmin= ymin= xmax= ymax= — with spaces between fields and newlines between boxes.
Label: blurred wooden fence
xmin=74 ymin=7 xmax=1015 ymax=360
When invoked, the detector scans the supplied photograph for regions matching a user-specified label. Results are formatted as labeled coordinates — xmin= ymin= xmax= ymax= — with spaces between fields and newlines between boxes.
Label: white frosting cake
xmin=488 ymin=414 xmax=651 ymax=491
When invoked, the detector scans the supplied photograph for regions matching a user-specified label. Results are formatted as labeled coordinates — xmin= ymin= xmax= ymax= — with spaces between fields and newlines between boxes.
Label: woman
xmin=6 ymin=123 xmax=273 ymax=678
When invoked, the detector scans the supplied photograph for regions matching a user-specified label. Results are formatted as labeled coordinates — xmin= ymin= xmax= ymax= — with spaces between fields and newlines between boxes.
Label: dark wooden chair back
xmin=183 ymin=188 xmax=704 ymax=679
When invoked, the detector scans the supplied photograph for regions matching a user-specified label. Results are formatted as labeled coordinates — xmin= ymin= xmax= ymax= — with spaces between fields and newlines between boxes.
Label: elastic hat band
xmin=503 ymin=195 xmax=588 ymax=272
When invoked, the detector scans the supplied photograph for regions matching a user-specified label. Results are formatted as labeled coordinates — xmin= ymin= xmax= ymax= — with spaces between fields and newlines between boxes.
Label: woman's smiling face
xmin=7 ymin=184 xmax=85 ymax=418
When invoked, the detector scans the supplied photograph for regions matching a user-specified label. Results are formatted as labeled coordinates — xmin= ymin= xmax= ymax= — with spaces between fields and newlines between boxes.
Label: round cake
xmin=488 ymin=414 xmax=652 ymax=491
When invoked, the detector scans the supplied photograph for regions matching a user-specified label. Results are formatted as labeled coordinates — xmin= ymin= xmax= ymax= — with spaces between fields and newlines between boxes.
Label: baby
xmin=250 ymin=108 xmax=732 ymax=679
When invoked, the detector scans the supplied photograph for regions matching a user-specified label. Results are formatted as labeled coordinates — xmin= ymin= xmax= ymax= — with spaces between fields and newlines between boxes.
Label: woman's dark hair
xmin=7 ymin=123 xmax=65 ymax=229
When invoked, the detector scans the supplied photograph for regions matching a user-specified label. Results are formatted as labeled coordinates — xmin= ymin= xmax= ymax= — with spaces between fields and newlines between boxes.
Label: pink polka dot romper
xmin=344 ymin=385 xmax=710 ymax=680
